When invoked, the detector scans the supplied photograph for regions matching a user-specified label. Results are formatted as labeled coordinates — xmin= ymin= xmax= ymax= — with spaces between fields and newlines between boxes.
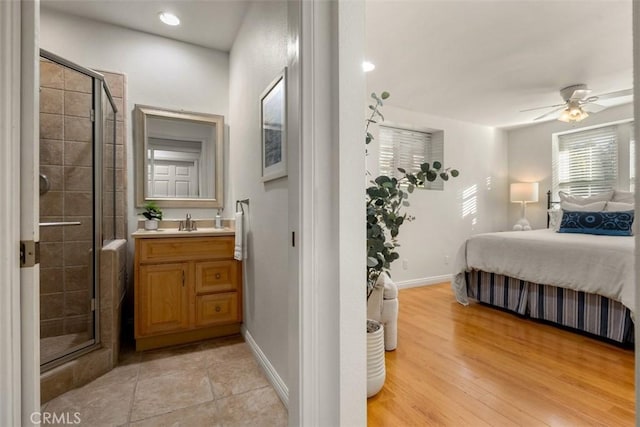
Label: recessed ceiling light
xmin=362 ymin=61 xmax=375 ymax=72
xmin=159 ymin=12 xmax=180 ymax=26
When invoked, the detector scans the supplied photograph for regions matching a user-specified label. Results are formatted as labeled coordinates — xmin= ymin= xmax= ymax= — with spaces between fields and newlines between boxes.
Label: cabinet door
xmin=138 ymin=263 xmax=189 ymax=336
xmin=195 ymin=260 xmax=238 ymax=294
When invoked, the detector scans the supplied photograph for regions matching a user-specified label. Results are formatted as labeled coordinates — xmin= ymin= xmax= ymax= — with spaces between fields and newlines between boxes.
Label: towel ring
xmin=236 ymin=198 xmax=250 ymax=214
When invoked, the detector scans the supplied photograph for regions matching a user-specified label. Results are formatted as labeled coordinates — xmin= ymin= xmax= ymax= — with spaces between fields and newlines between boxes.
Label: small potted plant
xmin=142 ymin=201 xmax=162 ymax=231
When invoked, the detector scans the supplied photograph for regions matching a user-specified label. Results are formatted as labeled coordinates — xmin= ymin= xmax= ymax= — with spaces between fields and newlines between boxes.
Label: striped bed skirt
xmin=465 ymin=270 xmax=634 ymax=345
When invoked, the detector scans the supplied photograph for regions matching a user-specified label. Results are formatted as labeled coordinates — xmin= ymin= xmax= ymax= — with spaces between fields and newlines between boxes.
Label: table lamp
xmin=510 ymin=182 xmax=539 ymax=231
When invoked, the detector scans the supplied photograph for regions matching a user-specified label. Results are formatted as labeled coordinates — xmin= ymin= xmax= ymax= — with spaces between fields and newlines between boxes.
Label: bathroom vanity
xmin=132 ymin=228 xmax=242 ymax=351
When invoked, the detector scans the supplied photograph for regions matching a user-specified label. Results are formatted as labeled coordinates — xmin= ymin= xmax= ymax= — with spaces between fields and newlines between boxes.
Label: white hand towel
xmin=234 ymin=211 xmax=244 ymax=261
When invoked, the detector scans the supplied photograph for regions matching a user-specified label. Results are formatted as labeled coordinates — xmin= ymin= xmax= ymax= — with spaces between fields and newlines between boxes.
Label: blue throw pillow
xmin=559 ymin=210 xmax=634 ymax=236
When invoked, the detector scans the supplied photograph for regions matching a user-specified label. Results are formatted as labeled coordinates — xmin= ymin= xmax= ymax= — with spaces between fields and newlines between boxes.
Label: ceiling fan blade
xmin=533 ymin=106 xmax=566 ymax=121
xmin=592 ymin=88 xmax=633 ymax=101
xmin=520 ymin=103 xmax=566 ymax=113
xmin=582 ymin=103 xmax=607 ymax=113
xmin=569 ymin=89 xmax=592 ymax=100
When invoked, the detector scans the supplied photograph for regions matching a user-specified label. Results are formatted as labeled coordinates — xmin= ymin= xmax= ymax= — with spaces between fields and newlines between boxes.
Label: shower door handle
xmin=40 ymin=221 xmax=82 ymax=227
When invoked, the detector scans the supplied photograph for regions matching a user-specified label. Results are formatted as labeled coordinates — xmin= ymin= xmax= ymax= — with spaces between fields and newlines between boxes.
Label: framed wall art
xmin=260 ymin=68 xmax=287 ymax=182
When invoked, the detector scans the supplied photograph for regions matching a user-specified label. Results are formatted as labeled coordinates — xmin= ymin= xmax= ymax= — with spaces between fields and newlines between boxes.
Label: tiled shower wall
xmin=39 ymin=59 xmax=128 ymax=340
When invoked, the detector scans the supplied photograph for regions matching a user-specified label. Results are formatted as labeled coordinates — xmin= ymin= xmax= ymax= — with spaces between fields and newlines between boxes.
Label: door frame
xmin=20 ymin=0 xmax=41 ymax=424
xmin=0 ymin=0 xmax=40 ymax=425
xmin=289 ymin=0 xmax=366 ymax=425
xmin=0 ymin=0 xmax=25 ymax=423
xmin=633 ymin=0 xmax=640 ymax=420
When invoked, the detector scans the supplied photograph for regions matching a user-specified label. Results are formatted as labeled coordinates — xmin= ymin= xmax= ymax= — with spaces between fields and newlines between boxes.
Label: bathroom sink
xmin=132 ymin=227 xmax=235 ymax=238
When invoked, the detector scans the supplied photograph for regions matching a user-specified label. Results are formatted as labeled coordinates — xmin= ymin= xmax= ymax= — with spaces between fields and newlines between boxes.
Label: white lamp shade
xmin=510 ymin=182 xmax=539 ymax=203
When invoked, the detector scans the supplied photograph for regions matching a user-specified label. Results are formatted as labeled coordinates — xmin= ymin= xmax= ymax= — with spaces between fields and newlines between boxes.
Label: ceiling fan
xmin=521 ymin=84 xmax=633 ymax=123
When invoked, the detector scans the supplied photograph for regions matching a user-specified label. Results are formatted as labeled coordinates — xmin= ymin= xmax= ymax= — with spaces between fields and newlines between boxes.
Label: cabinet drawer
xmin=139 ymin=236 xmax=234 ymax=262
xmin=196 ymin=260 xmax=239 ymax=294
xmin=195 ymin=292 xmax=238 ymax=327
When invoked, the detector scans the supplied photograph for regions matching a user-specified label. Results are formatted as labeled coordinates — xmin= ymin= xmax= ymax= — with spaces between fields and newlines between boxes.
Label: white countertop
xmin=132 ymin=227 xmax=235 ymax=238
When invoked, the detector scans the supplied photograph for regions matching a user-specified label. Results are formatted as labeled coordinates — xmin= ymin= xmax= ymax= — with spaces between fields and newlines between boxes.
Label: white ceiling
xmin=41 ymin=0 xmax=251 ymax=52
xmin=42 ymin=1 xmax=633 ymax=129
xmin=366 ymin=0 xmax=633 ymax=129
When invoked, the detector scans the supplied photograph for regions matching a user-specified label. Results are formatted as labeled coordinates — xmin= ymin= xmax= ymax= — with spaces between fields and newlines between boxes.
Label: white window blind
xmin=554 ymin=126 xmax=618 ymax=197
xmin=378 ymin=126 xmax=444 ymax=190
xmin=630 ymin=127 xmax=635 ymax=192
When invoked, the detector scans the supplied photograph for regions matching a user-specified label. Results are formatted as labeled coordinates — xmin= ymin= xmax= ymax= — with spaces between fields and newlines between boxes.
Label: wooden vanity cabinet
xmin=134 ymin=235 xmax=242 ymax=351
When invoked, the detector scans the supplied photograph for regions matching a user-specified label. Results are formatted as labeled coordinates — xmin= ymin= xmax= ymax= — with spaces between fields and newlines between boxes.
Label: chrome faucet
xmin=179 ymin=213 xmax=197 ymax=231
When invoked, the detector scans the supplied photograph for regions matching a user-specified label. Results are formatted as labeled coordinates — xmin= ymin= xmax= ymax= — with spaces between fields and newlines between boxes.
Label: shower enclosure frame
xmin=39 ymin=49 xmax=118 ymax=372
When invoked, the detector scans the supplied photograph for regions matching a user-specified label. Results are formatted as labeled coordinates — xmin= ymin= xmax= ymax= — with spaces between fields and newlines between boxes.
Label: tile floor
xmin=41 ymin=335 xmax=288 ymax=426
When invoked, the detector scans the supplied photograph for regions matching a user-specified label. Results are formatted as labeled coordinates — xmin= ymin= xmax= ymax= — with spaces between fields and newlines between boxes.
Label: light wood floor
xmin=367 ymin=284 xmax=635 ymax=426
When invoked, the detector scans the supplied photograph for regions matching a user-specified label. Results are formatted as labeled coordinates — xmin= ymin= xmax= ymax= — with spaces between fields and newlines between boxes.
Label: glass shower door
xmin=39 ymin=56 xmax=98 ymax=367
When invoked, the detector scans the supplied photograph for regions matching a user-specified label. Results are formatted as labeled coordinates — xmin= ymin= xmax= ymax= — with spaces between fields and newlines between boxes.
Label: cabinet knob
xmin=215 ymin=273 xmax=221 ymax=279
xmin=215 ymin=305 xmax=221 ymax=312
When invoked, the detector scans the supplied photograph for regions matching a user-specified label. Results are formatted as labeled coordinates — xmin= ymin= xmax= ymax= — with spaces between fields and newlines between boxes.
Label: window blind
xmin=378 ymin=126 xmax=443 ymax=190
xmin=630 ymin=130 xmax=635 ymax=192
xmin=555 ymin=126 xmax=618 ymax=197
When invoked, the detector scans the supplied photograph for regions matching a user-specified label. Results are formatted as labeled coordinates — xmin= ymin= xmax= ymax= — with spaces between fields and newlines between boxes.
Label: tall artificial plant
xmin=366 ymin=92 xmax=459 ymax=298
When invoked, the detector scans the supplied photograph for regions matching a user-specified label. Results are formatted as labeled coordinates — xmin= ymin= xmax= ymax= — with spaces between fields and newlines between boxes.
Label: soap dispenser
xmin=215 ymin=209 xmax=222 ymax=229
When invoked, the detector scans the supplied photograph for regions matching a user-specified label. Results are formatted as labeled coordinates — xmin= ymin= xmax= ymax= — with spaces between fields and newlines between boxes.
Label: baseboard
xmin=396 ymin=274 xmax=453 ymax=289
xmin=241 ymin=326 xmax=289 ymax=408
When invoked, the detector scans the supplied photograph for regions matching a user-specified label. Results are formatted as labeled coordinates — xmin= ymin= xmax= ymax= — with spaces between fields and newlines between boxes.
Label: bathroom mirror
xmin=134 ymin=105 xmax=224 ymax=208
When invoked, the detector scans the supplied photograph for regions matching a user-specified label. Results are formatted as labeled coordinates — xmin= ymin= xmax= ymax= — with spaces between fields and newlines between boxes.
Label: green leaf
xmin=451 ymin=169 xmax=460 ymax=177
xmin=369 ymin=105 xmax=375 ymax=110
xmin=374 ymin=175 xmax=392 ymax=185
xmin=427 ymin=171 xmax=437 ymax=181
xmin=397 ymin=167 xmax=406 ymax=174
xmin=381 ymin=91 xmax=390 ymax=100
xmin=433 ymin=161 xmax=442 ymax=170
xmin=420 ymin=163 xmax=430 ymax=172
xmin=440 ymin=173 xmax=449 ymax=181
xmin=407 ymin=185 xmax=415 ymax=193
xmin=402 ymin=200 xmax=410 ymax=207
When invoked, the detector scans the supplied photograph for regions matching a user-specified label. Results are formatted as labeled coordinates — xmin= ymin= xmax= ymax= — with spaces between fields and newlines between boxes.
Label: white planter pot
xmin=144 ymin=219 xmax=159 ymax=231
xmin=367 ymin=319 xmax=386 ymax=398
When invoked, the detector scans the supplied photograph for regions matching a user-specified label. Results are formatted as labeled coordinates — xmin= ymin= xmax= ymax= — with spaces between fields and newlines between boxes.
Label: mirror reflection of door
xmin=147 ymin=138 xmax=202 ymax=198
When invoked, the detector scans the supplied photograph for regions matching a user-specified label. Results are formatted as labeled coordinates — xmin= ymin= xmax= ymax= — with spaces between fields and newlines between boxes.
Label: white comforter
xmin=452 ymin=229 xmax=635 ymax=315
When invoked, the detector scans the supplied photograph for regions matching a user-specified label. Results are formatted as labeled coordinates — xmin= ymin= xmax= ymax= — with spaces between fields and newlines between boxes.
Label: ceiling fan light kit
xmin=558 ymin=101 xmax=589 ymax=123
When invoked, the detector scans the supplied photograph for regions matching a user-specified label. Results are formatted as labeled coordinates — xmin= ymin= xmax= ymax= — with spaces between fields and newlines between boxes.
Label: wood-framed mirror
xmin=134 ymin=105 xmax=224 ymax=208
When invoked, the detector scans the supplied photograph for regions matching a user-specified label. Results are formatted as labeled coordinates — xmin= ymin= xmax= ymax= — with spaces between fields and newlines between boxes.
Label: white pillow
xmin=612 ymin=190 xmax=634 ymax=203
xmin=558 ymin=190 xmax=613 ymax=205
xmin=547 ymin=209 xmax=562 ymax=231
xmin=560 ymin=201 xmax=607 ymax=211
xmin=605 ymin=201 xmax=634 ymax=211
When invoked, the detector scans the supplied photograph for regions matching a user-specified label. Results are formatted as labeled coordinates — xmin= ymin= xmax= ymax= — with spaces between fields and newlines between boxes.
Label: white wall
xmin=40 ymin=8 xmax=231 ymax=236
xmin=367 ymin=104 xmax=509 ymax=284
xmin=507 ymin=103 xmax=633 ymax=230
xmin=228 ymin=1 xmax=289 ymax=387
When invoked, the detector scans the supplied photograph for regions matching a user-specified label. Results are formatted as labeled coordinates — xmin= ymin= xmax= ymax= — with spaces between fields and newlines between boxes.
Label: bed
xmin=452 ymin=191 xmax=635 ymax=345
